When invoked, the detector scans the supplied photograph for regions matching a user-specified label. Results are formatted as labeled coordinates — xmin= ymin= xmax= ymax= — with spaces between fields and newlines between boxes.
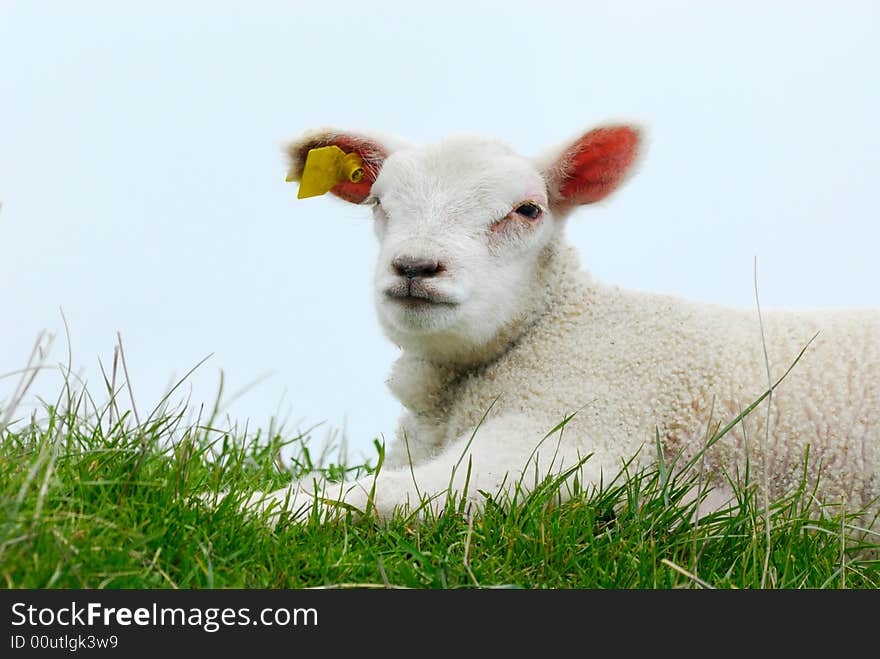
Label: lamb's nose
xmin=392 ymin=256 xmax=443 ymax=279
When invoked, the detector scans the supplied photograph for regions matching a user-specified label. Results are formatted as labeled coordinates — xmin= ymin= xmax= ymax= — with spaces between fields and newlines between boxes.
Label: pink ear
xmin=544 ymin=125 xmax=641 ymax=210
xmin=285 ymin=130 xmax=390 ymax=204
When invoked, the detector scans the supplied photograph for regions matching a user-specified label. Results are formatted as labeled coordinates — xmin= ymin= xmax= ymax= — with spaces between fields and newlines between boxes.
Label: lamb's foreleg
xmin=245 ymin=414 xmax=622 ymax=521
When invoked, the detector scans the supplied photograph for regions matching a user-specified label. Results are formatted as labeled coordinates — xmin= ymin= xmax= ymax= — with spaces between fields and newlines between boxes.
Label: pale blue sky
xmin=2 ymin=1 xmax=878 ymax=460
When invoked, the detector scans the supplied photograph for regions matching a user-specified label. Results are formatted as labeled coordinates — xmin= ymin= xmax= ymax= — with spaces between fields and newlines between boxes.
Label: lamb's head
xmin=285 ymin=125 xmax=641 ymax=363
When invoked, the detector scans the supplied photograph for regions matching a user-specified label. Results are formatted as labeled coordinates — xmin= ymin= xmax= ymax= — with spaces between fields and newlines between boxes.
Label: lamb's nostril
xmin=392 ymin=256 xmax=444 ymax=279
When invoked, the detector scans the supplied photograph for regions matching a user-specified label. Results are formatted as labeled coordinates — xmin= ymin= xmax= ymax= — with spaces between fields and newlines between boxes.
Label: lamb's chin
xmin=378 ymin=307 xmax=510 ymax=365
xmin=379 ymin=300 xmax=460 ymax=335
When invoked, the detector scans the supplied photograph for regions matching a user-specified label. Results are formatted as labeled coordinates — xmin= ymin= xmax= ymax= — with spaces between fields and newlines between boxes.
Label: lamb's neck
xmin=387 ymin=240 xmax=589 ymax=414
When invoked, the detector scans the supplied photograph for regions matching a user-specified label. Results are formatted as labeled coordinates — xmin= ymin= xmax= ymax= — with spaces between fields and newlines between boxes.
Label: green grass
xmin=1 ymin=372 xmax=878 ymax=590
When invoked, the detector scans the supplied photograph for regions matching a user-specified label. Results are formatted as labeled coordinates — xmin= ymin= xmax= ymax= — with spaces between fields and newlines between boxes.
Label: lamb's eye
xmin=515 ymin=202 xmax=541 ymax=219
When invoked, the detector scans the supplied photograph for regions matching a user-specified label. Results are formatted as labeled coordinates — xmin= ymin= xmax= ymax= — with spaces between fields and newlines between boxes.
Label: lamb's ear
xmin=284 ymin=129 xmax=402 ymax=204
xmin=538 ymin=125 xmax=642 ymax=213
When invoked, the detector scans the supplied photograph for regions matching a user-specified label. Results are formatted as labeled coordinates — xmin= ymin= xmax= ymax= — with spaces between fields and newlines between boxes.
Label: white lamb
xmin=249 ymin=123 xmax=879 ymax=525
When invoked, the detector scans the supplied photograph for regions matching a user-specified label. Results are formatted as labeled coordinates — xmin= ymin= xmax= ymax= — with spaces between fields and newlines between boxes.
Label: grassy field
xmin=2 ymin=367 xmax=878 ymax=591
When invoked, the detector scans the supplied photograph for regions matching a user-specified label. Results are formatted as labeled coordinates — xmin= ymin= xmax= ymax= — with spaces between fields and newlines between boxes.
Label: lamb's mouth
xmin=384 ymin=284 xmax=456 ymax=307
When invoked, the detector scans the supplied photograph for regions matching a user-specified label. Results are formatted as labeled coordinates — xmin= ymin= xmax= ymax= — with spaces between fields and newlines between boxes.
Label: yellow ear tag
xmin=291 ymin=145 xmax=365 ymax=199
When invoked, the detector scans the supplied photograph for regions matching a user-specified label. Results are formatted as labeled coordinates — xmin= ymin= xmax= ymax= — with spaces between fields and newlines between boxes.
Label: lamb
xmin=247 ymin=123 xmax=879 ymax=525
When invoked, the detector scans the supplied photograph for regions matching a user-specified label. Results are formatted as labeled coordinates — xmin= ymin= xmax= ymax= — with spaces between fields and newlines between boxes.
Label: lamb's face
xmin=368 ymin=138 xmax=558 ymax=359
xmin=285 ymin=124 xmax=641 ymax=362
